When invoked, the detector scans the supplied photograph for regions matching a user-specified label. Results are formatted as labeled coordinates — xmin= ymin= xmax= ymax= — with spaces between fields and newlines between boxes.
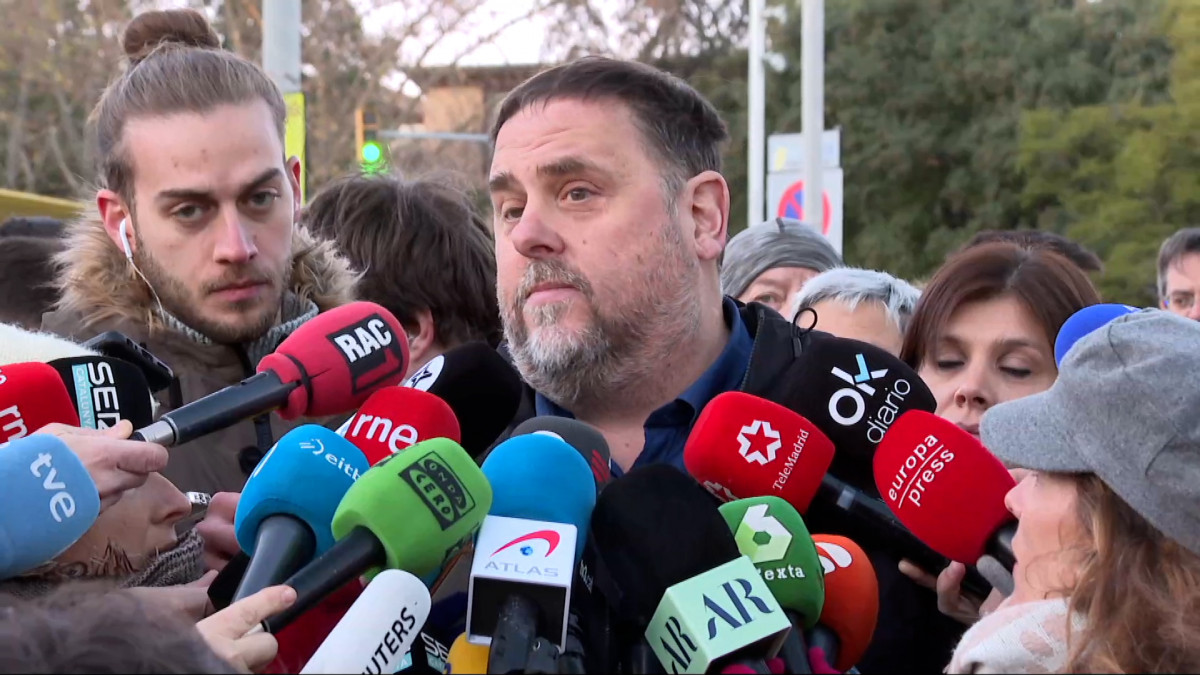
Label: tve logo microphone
xmin=328 ymin=314 xmax=407 ymax=394
xmin=828 ymin=352 xmax=911 ymax=441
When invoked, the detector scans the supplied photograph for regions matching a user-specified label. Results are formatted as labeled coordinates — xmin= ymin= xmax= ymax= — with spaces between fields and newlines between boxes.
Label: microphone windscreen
xmin=874 ymin=410 xmax=1015 ymax=563
xmin=339 ymin=387 xmax=461 ymax=464
xmin=810 ymin=535 xmax=878 ymax=672
xmin=446 ymin=632 xmax=490 ymax=673
xmin=685 ymin=392 xmax=834 ymax=512
xmin=719 ymin=496 xmax=825 ymax=627
xmin=1054 ymin=303 xmax=1138 ymax=365
xmin=258 ymin=301 xmax=409 ymax=420
xmin=0 ymin=361 xmax=80 ymax=443
xmin=48 ymin=356 xmax=154 ymax=429
xmin=481 ymin=434 xmax=597 ymax=559
xmin=786 ymin=334 xmax=935 ymax=492
xmin=332 ymin=437 xmax=492 ymax=579
xmin=404 ymin=342 xmax=523 ymax=458
xmin=235 ymin=425 xmax=370 ymax=556
xmin=590 ymin=464 xmax=740 ymax=622
xmin=0 ymin=434 xmax=100 ymax=577
xmin=510 ymin=417 xmax=612 ymax=491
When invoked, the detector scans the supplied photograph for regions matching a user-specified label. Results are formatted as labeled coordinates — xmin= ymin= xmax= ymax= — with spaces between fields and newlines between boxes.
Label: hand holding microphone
xmin=197 ymin=492 xmax=242 ymax=573
xmin=34 ymin=420 xmax=168 ymax=511
xmin=197 ymin=584 xmax=297 ymax=674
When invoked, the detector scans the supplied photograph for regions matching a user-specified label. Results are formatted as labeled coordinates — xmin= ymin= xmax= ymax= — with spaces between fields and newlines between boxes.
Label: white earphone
xmin=118 ymin=218 xmax=134 ymax=260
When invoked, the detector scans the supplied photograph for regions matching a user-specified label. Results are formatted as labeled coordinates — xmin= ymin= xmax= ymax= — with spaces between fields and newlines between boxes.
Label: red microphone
xmin=132 ymin=301 xmax=408 ymax=447
xmin=809 ymin=535 xmax=879 ymax=672
xmin=338 ymin=386 xmax=461 ymax=464
xmin=0 ymin=362 xmax=81 ymax=444
xmin=873 ymin=410 xmax=1015 ymax=568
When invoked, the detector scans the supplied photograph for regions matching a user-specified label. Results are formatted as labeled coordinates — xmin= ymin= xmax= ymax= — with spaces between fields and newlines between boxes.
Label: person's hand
xmin=898 ymin=559 xmax=983 ymax=625
xmin=127 ymin=570 xmax=217 ymax=622
xmin=196 ymin=492 xmax=241 ymax=573
xmin=34 ymin=420 xmax=168 ymax=512
xmin=196 ymin=585 xmax=296 ymax=674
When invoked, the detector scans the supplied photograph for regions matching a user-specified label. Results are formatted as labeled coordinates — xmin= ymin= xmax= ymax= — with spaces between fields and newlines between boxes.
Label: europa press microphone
xmin=0 ymin=362 xmax=80 ymax=445
xmin=47 ymin=355 xmax=155 ymax=429
xmin=808 ymin=536 xmax=879 ymax=673
xmin=132 ymin=301 xmax=409 ymax=446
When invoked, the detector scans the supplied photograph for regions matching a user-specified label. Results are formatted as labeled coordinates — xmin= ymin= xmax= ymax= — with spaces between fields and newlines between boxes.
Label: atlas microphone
xmin=132 ymin=301 xmax=409 ymax=447
xmin=808 ymin=535 xmax=879 ymax=673
xmin=0 ymin=362 xmax=80 ymax=445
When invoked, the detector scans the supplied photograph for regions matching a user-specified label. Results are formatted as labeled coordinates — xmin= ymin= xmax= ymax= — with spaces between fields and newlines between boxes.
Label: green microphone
xmin=719 ymin=496 xmax=825 ymax=673
xmin=264 ymin=437 xmax=492 ymax=633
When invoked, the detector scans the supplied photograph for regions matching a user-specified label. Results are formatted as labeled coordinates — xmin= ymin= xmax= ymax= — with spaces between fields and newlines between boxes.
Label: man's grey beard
xmin=501 ymin=222 xmax=702 ymax=412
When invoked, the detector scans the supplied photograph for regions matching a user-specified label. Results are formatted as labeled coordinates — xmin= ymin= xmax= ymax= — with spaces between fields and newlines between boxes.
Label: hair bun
xmin=122 ymin=9 xmax=220 ymax=66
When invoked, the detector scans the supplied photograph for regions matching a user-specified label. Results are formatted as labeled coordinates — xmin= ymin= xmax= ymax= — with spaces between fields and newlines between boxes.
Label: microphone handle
xmin=262 ymin=526 xmax=384 ymax=634
xmin=807 ymin=625 xmax=839 ymax=671
xmin=524 ymin=636 xmax=561 ymax=675
xmin=233 ymin=514 xmax=315 ymax=602
xmin=987 ymin=522 xmax=1016 ymax=570
xmin=489 ymin=594 xmax=539 ymax=675
xmin=776 ymin=610 xmax=812 ymax=674
xmin=132 ymin=371 xmax=296 ymax=447
xmin=627 ymin=639 xmax=660 ymax=675
xmin=558 ymin=612 xmax=587 ymax=675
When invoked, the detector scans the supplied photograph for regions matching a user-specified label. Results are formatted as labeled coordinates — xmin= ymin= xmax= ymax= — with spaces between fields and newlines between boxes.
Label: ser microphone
xmin=48 ymin=356 xmax=155 ymax=429
xmin=133 ymin=301 xmax=409 ymax=447
xmin=510 ymin=417 xmax=611 ymax=491
xmin=0 ymin=434 xmax=100 ymax=578
xmin=807 ymin=536 xmax=878 ymax=672
xmin=0 ymin=362 xmax=80 ymax=445
xmin=338 ymin=386 xmax=461 ymax=458
xmin=1054 ymin=303 xmax=1138 ymax=365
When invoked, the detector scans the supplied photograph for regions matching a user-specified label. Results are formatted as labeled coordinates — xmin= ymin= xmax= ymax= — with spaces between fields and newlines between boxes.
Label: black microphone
xmin=511 ymin=417 xmax=612 ymax=491
xmin=47 ymin=356 xmax=155 ymax=429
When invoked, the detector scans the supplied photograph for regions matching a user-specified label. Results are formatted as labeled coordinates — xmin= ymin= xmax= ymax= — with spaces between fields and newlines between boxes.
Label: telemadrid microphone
xmin=47 ymin=356 xmax=155 ymax=429
xmin=874 ymin=410 xmax=1016 ymax=569
xmin=338 ymin=385 xmax=461 ymax=458
xmin=510 ymin=417 xmax=612 ymax=491
xmin=0 ymin=434 xmax=100 ymax=578
xmin=263 ymin=437 xmax=492 ymax=634
xmin=232 ymin=425 xmax=371 ymax=601
xmin=808 ymin=535 xmax=878 ymax=672
xmin=299 ymin=569 xmax=432 ymax=674
xmin=0 ymin=362 xmax=80 ymax=445
xmin=592 ymin=465 xmax=790 ymax=674
xmin=1054 ymin=303 xmax=1138 ymax=365
xmin=132 ymin=301 xmax=409 ymax=446
xmin=720 ymin=497 xmax=826 ymax=674
xmin=403 ymin=341 xmax=524 ymax=457
xmin=445 ymin=632 xmax=490 ymax=673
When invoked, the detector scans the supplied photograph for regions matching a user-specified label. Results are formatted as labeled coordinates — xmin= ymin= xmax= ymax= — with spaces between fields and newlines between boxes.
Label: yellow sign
xmin=285 ymin=92 xmax=307 ymax=202
xmin=0 ymin=188 xmax=83 ymax=222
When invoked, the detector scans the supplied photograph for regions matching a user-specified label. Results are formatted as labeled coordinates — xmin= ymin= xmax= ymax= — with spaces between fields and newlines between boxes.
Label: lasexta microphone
xmin=510 ymin=417 xmax=611 ymax=491
xmin=0 ymin=434 xmax=100 ymax=578
xmin=133 ymin=301 xmax=408 ymax=446
xmin=339 ymin=386 xmax=461 ymax=460
xmin=403 ymin=341 xmax=523 ymax=457
xmin=1054 ymin=303 xmax=1138 ymax=365
xmin=48 ymin=356 xmax=154 ymax=429
xmin=808 ymin=536 xmax=878 ymax=672
xmin=0 ymin=362 xmax=80 ymax=445
xmin=232 ymin=425 xmax=371 ymax=601
xmin=264 ymin=437 xmax=491 ymax=633
xmin=874 ymin=410 xmax=1015 ymax=568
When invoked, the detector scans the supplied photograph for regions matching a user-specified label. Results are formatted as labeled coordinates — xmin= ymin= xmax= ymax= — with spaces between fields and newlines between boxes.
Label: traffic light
xmin=354 ymin=106 xmax=388 ymax=174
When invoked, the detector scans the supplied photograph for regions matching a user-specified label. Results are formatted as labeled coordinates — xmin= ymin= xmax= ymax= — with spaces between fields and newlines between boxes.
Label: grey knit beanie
xmin=720 ymin=218 xmax=843 ymax=298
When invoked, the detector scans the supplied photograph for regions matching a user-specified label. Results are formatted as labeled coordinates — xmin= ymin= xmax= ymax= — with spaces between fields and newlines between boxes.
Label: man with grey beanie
xmin=720 ymin=217 xmax=843 ymax=315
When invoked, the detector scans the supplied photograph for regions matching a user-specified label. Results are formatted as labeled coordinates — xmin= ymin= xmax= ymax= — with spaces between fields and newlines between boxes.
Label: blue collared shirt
xmin=535 ymin=297 xmax=754 ymax=477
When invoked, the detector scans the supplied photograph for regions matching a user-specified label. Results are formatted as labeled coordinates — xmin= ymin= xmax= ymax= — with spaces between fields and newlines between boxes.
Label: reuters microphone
xmin=132 ymin=301 xmax=408 ymax=447
xmin=0 ymin=362 xmax=80 ymax=445
xmin=808 ymin=535 xmax=878 ymax=672
xmin=47 ymin=356 xmax=155 ymax=429
xmin=338 ymin=386 xmax=461 ymax=458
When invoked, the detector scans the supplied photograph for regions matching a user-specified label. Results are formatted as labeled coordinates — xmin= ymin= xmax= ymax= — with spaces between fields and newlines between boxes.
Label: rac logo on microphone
xmin=328 ymin=314 xmax=406 ymax=394
xmin=737 ymin=420 xmax=782 ymax=465
xmin=828 ymin=353 xmax=911 ymax=442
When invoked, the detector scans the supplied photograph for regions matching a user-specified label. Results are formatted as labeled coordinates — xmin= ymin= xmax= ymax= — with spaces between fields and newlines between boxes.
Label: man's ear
xmin=97 ymin=189 xmax=133 ymax=255
xmin=286 ymin=156 xmax=303 ymax=223
xmin=683 ymin=170 xmax=730 ymax=263
xmin=404 ymin=308 xmax=441 ymax=379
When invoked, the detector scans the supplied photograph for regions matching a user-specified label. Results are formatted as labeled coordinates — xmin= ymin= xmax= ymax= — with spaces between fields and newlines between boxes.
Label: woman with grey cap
xmin=946 ymin=309 xmax=1200 ymax=674
xmin=720 ymin=217 xmax=842 ymax=315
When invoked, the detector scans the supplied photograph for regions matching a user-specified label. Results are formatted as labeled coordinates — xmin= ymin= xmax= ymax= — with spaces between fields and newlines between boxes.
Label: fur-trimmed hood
xmin=51 ymin=204 xmax=358 ymax=334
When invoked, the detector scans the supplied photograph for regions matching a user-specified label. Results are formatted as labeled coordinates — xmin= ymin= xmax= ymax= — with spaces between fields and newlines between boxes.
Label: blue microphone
xmin=1055 ymin=304 xmax=1139 ymax=365
xmin=0 ymin=434 xmax=101 ymax=578
xmin=233 ymin=425 xmax=370 ymax=601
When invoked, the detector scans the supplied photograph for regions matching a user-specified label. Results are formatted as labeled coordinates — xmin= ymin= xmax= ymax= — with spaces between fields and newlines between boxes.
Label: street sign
xmin=768 ymin=130 xmax=841 ymax=172
xmin=767 ymin=169 xmax=844 ymax=255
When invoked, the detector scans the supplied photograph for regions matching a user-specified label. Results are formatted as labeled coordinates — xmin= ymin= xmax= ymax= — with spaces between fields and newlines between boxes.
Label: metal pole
xmin=748 ymin=0 xmax=766 ymax=228
xmin=262 ymin=0 xmax=302 ymax=95
xmin=802 ymin=0 xmax=825 ymax=232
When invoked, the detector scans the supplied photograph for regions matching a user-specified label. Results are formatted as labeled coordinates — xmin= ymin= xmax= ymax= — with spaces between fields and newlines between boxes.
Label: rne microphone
xmin=133 ymin=301 xmax=408 ymax=447
xmin=874 ymin=410 xmax=1015 ymax=569
xmin=510 ymin=417 xmax=612 ymax=492
xmin=48 ymin=356 xmax=155 ymax=429
xmin=299 ymin=569 xmax=432 ymax=675
xmin=0 ymin=362 xmax=80 ymax=445
xmin=0 ymin=434 xmax=100 ymax=578
xmin=338 ymin=386 xmax=461 ymax=459
xmin=1054 ymin=303 xmax=1138 ymax=365
xmin=808 ymin=535 xmax=878 ymax=672
xmin=264 ymin=437 xmax=491 ymax=634
xmin=403 ymin=341 xmax=524 ymax=458
xmin=232 ymin=425 xmax=371 ymax=601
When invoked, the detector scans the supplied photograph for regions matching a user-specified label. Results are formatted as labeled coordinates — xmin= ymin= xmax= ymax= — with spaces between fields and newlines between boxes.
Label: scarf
xmin=946 ymin=596 xmax=1085 ymax=674
xmin=160 ymin=292 xmax=319 ymax=365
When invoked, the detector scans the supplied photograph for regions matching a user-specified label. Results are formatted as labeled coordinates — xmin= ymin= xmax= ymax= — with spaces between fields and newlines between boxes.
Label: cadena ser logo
xmin=828 ymin=353 xmax=911 ymax=441
xmin=398 ymin=451 xmax=476 ymax=530
xmin=738 ymin=420 xmax=782 ymax=465
xmin=328 ymin=314 xmax=406 ymax=394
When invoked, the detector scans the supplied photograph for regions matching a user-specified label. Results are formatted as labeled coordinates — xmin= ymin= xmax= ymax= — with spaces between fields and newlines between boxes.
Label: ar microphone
xmin=1054 ymin=303 xmax=1138 ymax=365
xmin=0 ymin=434 xmax=100 ymax=578
xmin=133 ymin=301 xmax=409 ymax=447
xmin=48 ymin=356 xmax=154 ymax=429
xmin=446 ymin=632 xmax=490 ymax=673
xmin=263 ymin=437 xmax=492 ymax=634
xmin=808 ymin=535 xmax=878 ymax=672
xmin=338 ymin=386 xmax=461 ymax=460
xmin=0 ymin=362 xmax=80 ymax=445
xmin=299 ymin=569 xmax=432 ymax=674
xmin=403 ymin=341 xmax=523 ymax=457
xmin=232 ymin=425 xmax=371 ymax=601
xmin=874 ymin=410 xmax=1016 ymax=569
xmin=510 ymin=417 xmax=612 ymax=491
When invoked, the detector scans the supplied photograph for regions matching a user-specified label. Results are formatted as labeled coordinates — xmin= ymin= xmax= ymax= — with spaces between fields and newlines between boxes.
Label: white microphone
xmin=300 ymin=569 xmax=432 ymax=675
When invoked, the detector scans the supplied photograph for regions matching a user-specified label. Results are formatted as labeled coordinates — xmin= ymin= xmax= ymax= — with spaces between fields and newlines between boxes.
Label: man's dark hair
xmin=1157 ymin=227 xmax=1200 ymax=299
xmin=490 ymin=56 xmax=730 ymax=197
xmin=0 ymin=217 xmax=65 ymax=238
xmin=962 ymin=230 xmax=1104 ymax=274
xmin=0 ymin=236 xmax=65 ymax=329
xmin=304 ymin=173 xmax=502 ymax=347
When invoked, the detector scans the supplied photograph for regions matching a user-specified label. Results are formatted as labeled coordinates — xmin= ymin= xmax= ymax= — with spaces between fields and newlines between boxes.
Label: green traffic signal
xmin=361 ymin=140 xmax=385 ymax=165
